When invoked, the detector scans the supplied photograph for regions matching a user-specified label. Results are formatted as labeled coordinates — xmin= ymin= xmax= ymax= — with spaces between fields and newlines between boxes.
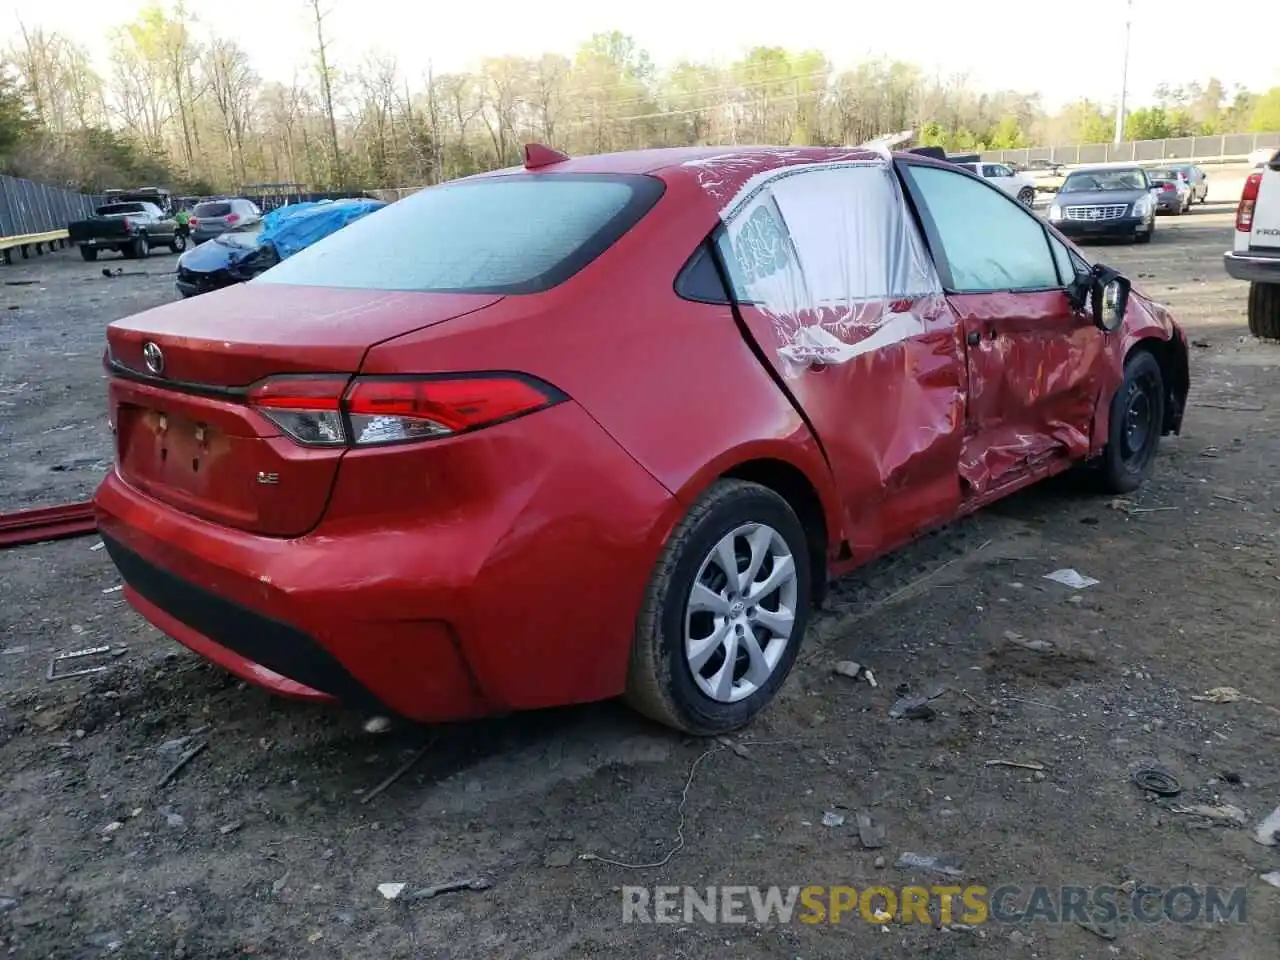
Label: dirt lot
xmin=1 ymin=206 xmax=1278 ymax=959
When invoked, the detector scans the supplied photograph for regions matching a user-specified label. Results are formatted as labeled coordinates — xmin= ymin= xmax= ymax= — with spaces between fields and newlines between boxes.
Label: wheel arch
xmin=719 ymin=456 xmax=834 ymax=605
xmin=1125 ymin=333 xmax=1188 ymax=436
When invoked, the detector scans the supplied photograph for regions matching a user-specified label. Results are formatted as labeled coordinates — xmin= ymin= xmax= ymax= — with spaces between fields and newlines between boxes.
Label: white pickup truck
xmin=1224 ymin=148 xmax=1280 ymax=338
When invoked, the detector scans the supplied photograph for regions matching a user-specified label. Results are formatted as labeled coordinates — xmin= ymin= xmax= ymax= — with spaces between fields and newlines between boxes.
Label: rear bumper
xmin=1223 ymin=250 xmax=1280 ymax=284
xmin=1052 ymin=216 xmax=1150 ymax=239
xmin=1155 ymin=194 xmax=1184 ymax=212
xmin=93 ymin=401 xmax=677 ymax=723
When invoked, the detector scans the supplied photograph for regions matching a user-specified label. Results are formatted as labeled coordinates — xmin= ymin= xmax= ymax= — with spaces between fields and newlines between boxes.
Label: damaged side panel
xmin=709 ymin=159 xmax=967 ymax=559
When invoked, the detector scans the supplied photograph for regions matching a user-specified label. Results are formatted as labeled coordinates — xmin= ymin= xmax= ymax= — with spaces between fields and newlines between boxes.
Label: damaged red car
xmin=95 ymin=144 xmax=1189 ymax=735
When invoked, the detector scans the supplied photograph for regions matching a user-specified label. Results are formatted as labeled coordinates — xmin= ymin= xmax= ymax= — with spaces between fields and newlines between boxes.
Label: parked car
xmin=175 ymin=198 xmax=386 ymax=298
xmin=1149 ymin=165 xmax=1205 ymax=206
xmin=94 ymin=144 xmax=1189 ymax=735
xmin=189 ymin=197 xmax=264 ymax=245
xmin=1047 ymin=166 xmax=1157 ymax=243
xmin=1223 ymin=150 xmax=1280 ymax=338
xmin=1249 ymin=147 xmax=1278 ymax=169
xmin=67 ymin=200 xmax=185 ymax=261
xmin=1022 ymin=159 xmax=1066 ymax=176
xmin=1148 ymin=171 xmax=1192 ymax=214
xmin=961 ymin=161 xmax=1038 ymax=204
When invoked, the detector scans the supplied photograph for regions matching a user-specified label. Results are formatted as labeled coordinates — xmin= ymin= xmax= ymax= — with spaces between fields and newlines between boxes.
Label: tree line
xmin=2 ymin=2 xmax=1280 ymax=195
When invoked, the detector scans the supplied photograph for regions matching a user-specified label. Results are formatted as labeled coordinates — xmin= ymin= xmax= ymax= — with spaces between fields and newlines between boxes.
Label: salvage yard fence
xmin=0 ymin=174 xmax=100 ymax=238
xmin=983 ymin=131 xmax=1280 ymax=166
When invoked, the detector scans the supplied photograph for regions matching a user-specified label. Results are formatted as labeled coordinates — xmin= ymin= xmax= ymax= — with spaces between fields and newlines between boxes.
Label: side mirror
xmin=1089 ymin=264 xmax=1130 ymax=333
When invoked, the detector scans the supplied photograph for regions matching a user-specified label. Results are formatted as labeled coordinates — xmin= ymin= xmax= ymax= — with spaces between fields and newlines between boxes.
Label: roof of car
xmin=468 ymin=145 xmax=886 ymax=180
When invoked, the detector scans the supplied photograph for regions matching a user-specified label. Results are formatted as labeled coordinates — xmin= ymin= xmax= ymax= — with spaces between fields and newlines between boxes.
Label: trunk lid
xmin=106 ymin=283 xmax=504 ymax=536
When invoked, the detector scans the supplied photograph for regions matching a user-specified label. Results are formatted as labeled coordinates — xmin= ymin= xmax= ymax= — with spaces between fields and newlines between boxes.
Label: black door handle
xmin=966 ymin=330 xmax=981 ymax=346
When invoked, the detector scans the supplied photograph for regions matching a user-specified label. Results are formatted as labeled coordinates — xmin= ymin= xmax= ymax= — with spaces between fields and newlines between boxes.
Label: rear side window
xmin=194 ymin=202 xmax=233 ymax=217
xmin=96 ymin=203 xmax=147 ymax=215
xmin=256 ymin=174 xmax=665 ymax=294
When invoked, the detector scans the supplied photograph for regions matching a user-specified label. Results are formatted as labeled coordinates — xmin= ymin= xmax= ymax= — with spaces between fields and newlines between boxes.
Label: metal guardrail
xmin=983 ymin=132 xmax=1280 ymax=166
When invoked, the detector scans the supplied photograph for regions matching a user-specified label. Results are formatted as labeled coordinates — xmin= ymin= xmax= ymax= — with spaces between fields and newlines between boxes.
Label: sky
xmin=2 ymin=0 xmax=1278 ymax=113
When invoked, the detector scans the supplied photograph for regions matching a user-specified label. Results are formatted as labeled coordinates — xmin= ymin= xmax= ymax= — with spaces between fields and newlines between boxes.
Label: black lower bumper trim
xmin=101 ymin=534 xmax=381 ymax=709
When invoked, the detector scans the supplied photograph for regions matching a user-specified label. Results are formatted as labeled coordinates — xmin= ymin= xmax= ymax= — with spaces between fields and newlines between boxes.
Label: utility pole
xmin=1114 ymin=0 xmax=1134 ymax=144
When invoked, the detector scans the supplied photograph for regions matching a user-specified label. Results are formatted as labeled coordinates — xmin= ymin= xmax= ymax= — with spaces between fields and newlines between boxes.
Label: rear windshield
xmin=1060 ymin=170 xmax=1146 ymax=192
xmin=254 ymin=174 xmax=665 ymax=294
xmin=194 ymin=201 xmax=233 ymax=217
xmin=96 ymin=203 xmax=146 ymax=215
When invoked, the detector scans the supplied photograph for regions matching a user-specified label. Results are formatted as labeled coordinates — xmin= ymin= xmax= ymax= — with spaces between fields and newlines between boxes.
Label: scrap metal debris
xmin=405 ymin=877 xmax=494 ymax=901
xmin=1255 ymin=806 xmax=1280 ymax=846
xmin=1168 ymin=803 xmax=1247 ymax=826
xmin=985 ymin=759 xmax=1047 ymax=772
xmin=1131 ymin=767 xmax=1182 ymax=797
xmin=894 ymin=852 xmax=963 ymax=879
xmin=47 ymin=644 xmax=116 ymax=681
xmin=1002 ymin=630 xmax=1055 ymax=654
xmin=889 ymin=685 xmax=947 ymax=720
xmin=377 ymin=883 xmax=406 ymax=901
xmin=156 ymin=740 xmax=208 ymax=789
xmin=359 ymin=739 xmax=435 ymax=806
xmin=1262 ymin=872 xmax=1280 ymax=889
xmin=856 ymin=812 xmax=885 ymax=849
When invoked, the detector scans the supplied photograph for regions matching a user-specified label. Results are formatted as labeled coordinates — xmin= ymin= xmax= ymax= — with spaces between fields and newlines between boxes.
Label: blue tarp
xmin=259 ymin=198 xmax=387 ymax=260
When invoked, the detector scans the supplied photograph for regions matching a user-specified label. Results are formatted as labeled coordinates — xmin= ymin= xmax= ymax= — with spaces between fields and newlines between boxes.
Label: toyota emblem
xmin=142 ymin=341 xmax=165 ymax=376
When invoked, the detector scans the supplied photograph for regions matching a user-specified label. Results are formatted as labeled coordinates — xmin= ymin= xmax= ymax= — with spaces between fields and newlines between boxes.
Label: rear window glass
xmin=96 ymin=203 xmax=146 ymax=215
xmin=254 ymin=174 xmax=665 ymax=294
xmin=194 ymin=202 xmax=233 ymax=217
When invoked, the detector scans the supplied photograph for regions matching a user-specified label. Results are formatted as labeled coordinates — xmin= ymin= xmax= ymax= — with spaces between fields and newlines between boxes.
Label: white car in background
xmin=962 ymin=162 xmax=1039 ymax=205
xmin=1224 ymin=148 xmax=1280 ymax=338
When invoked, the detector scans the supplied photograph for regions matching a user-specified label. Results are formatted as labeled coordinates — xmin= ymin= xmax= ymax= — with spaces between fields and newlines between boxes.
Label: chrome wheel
xmin=685 ymin=523 xmax=799 ymax=703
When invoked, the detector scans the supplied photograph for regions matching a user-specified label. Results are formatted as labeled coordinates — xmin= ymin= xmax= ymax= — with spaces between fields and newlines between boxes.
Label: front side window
xmin=903 ymin=163 xmax=1059 ymax=293
xmin=256 ymin=174 xmax=663 ymax=294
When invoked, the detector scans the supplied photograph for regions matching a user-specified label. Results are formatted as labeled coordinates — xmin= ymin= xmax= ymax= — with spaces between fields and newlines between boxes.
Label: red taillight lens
xmin=1161 ymin=183 xmax=1175 ymax=192
xmin=247 ymin=374 xmax=562 ymax=447
xmin=248 ymin=375 xmax=350 ymax=446
xmin=121 ymin=217 xmax=131 ymax=230
xmin=189 ymin=217 xmax=199 ymax=227
xmin=225 ymin=214 xmax=240 ymax=224
xmin=344 ymin=375 xmax=560 ymax=445
xmin=1237 ymin=172 xmax=1263 ymax=232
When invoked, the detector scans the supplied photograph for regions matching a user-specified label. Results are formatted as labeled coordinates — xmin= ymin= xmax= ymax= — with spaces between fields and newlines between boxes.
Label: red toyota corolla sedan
xmin=95 ymin=144 xmax=1189 ymax=735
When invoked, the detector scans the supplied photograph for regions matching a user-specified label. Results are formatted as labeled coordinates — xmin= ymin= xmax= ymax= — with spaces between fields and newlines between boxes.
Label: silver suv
xmin=190 ymin=198 xmax=263 ymax=246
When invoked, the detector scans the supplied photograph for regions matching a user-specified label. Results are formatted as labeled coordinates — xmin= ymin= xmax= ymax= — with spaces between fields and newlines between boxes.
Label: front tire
xmin=1096 ymin=349 xmax=1165 ymax=494
xmin=625 ymin=480 xmax=812 ymax=736
xmin=1248 ymin=282 xmax=1280 ymax=339
xmin=79 ymin=246 xmax=98 ymax=262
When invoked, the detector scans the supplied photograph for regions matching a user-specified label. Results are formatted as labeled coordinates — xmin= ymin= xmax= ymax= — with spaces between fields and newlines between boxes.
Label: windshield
xmin=255 ymin=174 xmax=665 ymax=294
xmin=96 ymin=203 xmax=147 ymax=216
xmin=1060 ymin=170 xmax=1146 ymax=193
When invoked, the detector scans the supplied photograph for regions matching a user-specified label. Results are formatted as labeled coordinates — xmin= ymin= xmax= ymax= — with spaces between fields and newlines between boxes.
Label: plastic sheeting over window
xmin=258 ymin=198 xmax=388 ymax=262
xmin=710 ymin=161 xmax=943 ymax=375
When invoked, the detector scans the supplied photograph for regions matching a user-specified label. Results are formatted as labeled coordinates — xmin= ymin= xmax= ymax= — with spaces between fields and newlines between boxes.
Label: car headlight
xmin=1049 ymin=203 xmax=1062 ymax=220
xmin=1133 ymin=195 xmax=1153 ymax=216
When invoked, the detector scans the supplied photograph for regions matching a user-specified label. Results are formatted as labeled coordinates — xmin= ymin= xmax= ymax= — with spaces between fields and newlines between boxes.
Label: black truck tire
xmin=79 ymin=246 xmax=98 ymax=262
xmin=1248 ymin=282 xmax=1280 ymax=339
xmin=131 ymin=235 xmax=149 ymax=259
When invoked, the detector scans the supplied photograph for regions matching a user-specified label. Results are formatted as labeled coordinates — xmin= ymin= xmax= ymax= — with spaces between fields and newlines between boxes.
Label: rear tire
xmin=1094 ymin=349 xmax=1165 ymax=494
xmin=79 ymin=246 xmax=98 ymax=262
xmin=1248 ymin=282 xmax=1280 ymax=339
xmin=169 ymin=233 xmax=186 ymax=254
xmin=1017 ymin=187 xmax=1035 ymax=206
xmin=625 ymin=480 xmax=812 ymax=736
xmin=131 ymin=235 xmax=149 ymax=259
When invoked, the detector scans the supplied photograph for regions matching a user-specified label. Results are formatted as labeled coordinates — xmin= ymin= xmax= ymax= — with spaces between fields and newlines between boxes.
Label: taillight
xmin=121 ymin=217 xmax=131 ymax=230
xmin=189 ymin=217 xmax=199 ymax=227
xmin=225 ymin=214 xmax=240 ymax=224
xmin=1161 ymin=183 xmax=1175 ymax=192
xmin=247 ymin=374 xmax=563 ymax=447
xmin=248 ymin=375 xmax=350 ymax=446
xmin=1237 ymin=172 xmax=1263 ymax=232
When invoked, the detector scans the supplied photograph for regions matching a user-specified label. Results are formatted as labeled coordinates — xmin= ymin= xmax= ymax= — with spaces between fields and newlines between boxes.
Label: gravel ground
xmin=1 ymin=206 xmax=1278 ymax=959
